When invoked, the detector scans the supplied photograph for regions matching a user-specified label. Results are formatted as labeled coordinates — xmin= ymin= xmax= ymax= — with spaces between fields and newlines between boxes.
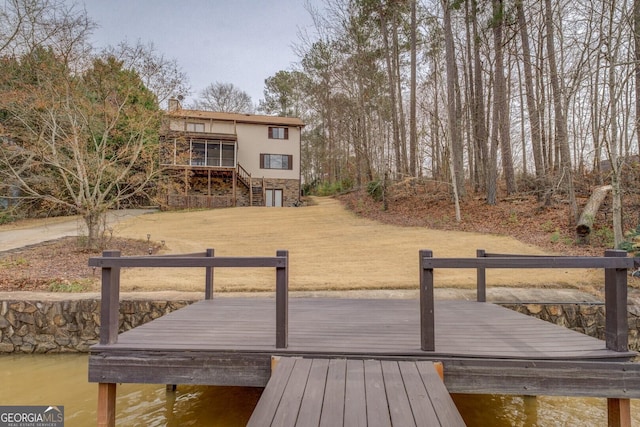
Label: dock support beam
xmin=608 ymin=398 xmax=631 ymax=427
xmin=97 ymin=383 xmax=116 ymax=427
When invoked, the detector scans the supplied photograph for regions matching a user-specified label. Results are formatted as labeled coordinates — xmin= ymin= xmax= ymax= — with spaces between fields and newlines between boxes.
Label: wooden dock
xmin=87 ymin=249 xmax=640 ymax=426
xmin=247 ymin=357 xmax=465 ymax=427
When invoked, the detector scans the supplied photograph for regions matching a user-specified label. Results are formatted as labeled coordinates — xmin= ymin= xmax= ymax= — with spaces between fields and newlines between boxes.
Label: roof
xmin=166 ymin=109 xmax=305 ymax=127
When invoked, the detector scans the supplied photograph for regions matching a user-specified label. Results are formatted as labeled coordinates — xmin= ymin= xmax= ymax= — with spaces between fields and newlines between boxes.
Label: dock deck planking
xmin=91 ymin=298 xmax=633 ymax=360
xmin=247 ymin=358 xmax=465 ymax=427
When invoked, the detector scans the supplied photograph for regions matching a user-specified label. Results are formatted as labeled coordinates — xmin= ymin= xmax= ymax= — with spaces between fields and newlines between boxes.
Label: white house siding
xmin=236 ymin=123 xmax=301 ymax=180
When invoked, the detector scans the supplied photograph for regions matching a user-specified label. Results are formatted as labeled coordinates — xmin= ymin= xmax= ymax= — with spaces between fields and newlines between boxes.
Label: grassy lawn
xmin=110 ymin=197 xmax=600 ymax=293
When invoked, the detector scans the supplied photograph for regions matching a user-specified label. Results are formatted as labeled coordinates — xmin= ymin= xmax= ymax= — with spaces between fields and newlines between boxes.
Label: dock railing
xmin=88 ymin=249 xmax=289 ymax=349
xmin=419 ymin=249 xmax=639 ymax=352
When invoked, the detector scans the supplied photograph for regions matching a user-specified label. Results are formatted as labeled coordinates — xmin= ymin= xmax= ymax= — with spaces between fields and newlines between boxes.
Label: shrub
xmin=48 ymin=279 xmax=92 ymax=293
xmin=367 ymin=180 xmax=384 ymax=202
xmin=309 ymin=179 xmax=354 ymax=197
xmin=619 ymin=225 xmax=640 ymax=256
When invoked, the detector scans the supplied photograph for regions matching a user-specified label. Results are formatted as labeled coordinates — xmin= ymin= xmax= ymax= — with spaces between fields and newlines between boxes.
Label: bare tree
xmin=492 ymin=0 xmax=516 ymax=196
xmin=193 ymin=82 xmax=253 ymax=113
xmin=636 ymin=0 xmax=640 ymax=157
xmin=102 ymin=40 xmax=191 ymax=106
xmin=0 ymin=0 xmax=94 ymax=65
xmin=409 ymin=0 xmax=418 ymax=177
xmin=442 ymin=0 xmax=465 ymax=203
xmin=545 ymin=0 xmax=578 ymax=223
xmin=0 ymin=53 xmax=162 ymax=249
xmin=516 ymin=0 xmax=547 ymax=201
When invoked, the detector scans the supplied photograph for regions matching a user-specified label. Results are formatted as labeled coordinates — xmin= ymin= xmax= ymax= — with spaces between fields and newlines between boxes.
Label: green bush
xmin=48 ymin=279 xmax=92 ymax=293
xmin=0 ymin=211 xmax=15 ymax=225
xmin=309 ymin=179 xmax=354 ymax=197
xmin=619 ymin=225 xmax=640 ymax=256
xmin=366 ymin=180 xmax=384 ymax=202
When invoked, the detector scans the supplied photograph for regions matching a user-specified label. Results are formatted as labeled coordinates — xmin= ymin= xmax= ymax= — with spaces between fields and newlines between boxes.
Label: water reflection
xmin=0 ymin=354 xmax=261 ymax=426
xmin=0 ymin=354 xmax=637 ymax=426
xmin=452 ymin=393 xmax=626 ymax=427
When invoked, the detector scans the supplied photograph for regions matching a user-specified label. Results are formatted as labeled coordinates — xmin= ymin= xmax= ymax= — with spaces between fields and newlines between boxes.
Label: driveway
xmin=0 ymin=209 xmax=156 ymax=252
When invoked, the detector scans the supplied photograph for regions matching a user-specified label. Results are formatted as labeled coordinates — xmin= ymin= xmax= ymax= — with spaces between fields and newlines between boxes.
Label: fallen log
xmin=576 ymin=185 xmax=612 ymax=244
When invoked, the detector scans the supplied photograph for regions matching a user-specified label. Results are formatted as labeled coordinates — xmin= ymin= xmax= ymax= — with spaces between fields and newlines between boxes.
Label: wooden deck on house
xmin=246 ymin=357 xmax=465 ymax=427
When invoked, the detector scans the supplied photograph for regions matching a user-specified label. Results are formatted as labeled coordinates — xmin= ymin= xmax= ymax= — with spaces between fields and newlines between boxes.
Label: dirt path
xmin=0 ymin=209 xmax=156 ymax=252
xmin=85 ymin=197 xmax=603 ymax=293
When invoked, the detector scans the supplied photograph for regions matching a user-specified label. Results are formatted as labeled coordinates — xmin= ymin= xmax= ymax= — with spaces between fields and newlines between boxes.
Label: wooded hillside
xmin=273 ymin=0 xmax=640 ymax=248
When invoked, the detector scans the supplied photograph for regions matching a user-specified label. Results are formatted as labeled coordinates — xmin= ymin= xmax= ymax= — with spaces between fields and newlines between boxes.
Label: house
xmin=160 ymin=99 xmax=304 ymax=208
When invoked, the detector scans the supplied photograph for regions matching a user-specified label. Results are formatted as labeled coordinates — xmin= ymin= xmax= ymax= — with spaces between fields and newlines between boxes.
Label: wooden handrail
xmin=89 ymin=256 xmax=286 ymax=268
xmin=91 ymin=249 xmax=289 ymax=349
xmin=420 ymin=250 xmax=635 ymax=353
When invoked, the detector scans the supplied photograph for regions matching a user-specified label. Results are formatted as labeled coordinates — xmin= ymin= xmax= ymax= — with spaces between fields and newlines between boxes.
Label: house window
xmin=268 ymin=127 xmax=288 ymax=140
xmin=186 ymin=122 xmax=205 ymax=132
xmin=260 ymin=154 xmax=293 ymax=170
xmin=190 ymin=139 xmax=236 ymax=167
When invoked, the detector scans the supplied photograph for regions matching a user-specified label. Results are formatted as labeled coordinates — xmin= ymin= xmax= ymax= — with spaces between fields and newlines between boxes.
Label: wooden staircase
xmin=237 ymin=164 xmax=264 ymax=206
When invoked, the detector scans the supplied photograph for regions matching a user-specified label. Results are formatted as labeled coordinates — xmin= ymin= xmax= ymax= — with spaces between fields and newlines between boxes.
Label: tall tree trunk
xmin=409 ymin=0 xmax=418 ymax=177
xmin=380 ymin=11 xmax=403 ymax=178
xmin=442 ymin=0 xmax=466 ymax=199
xmin=492 ymin=0 xmax=517 ymax=195
xmin=432 ymin=69 xmax=441 ymax=180
xmin=516 ymin=0 xmax=547 ymax=200
xmin=606 ymin=0 xmax=624 ymax=247
xmin=591 ymin=48 xmax=603 ymax=183
xmin=545 ymin=0 xmax=578 ymax=223
xmin=635 ymin=0 xmax=640 ymax=157
xmin=392 ymin=18 xmax=409 ymax=176
xmin=470 ymin=0 xmax=488 ymax=194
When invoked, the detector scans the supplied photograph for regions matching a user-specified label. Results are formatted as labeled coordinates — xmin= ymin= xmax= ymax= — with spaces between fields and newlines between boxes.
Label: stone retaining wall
xmin=0 ymin=298 xmax=195 ymax=353
xmin=0 ymin=298 xmax=638 ymax=353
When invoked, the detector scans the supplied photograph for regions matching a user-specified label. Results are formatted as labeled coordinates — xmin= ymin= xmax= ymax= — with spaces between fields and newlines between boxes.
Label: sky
xmin=80 ymin=0 xmax=319 ymax=107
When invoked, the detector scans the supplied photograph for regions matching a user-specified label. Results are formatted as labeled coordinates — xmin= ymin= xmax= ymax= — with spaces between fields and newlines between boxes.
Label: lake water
xmin=0 ymin=354 xmax=638 ymax=426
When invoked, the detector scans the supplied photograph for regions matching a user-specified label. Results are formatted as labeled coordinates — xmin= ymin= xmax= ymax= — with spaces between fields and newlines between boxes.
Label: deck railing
xmin=88 ymin=249 xmax=289 ymax=349
xmin=419 ymin=249 xmax=639 ymax=352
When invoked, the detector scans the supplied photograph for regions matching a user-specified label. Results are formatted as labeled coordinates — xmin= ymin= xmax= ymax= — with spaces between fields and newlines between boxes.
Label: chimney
xmin=168 ymin=98 xmax=182 ymax=112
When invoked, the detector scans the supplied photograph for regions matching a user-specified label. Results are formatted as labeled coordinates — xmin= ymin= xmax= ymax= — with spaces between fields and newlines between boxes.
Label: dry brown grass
xmin=108 ymin=197 xmax=601 ymax=293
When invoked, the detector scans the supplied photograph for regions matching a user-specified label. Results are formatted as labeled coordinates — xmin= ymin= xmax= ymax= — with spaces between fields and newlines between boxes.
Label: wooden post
xmin=232 ymin=169 xmax=237 ymax=206
xmin=205 ymin=248 xmax=214 ymax=299
xmin=100 ymin=250 xmax=121 ymax=345
xmin=184 ymin=169 xmax=189 ymax=209
xmin=604 ymin=250 xmax=628 ymax=352
xmin=97 ymin=383 xmax=116 ymax=427
xmin=476 ymin=249 xmax=487 ymax=302
xmin=420 ymin=249 xmax=435 ymax=351
xmin=276 ymin=250 xmax=288 ymax=349
xmin=604 ymin=249 xmax=631 ymax=427
xmin=523 ymin=395 xmax=539 ymax=426
xmin=433 ymin=361 xmax=444 ymax=380
xmin=271 ymin=356 xmax=281 ymax=374
xmin=608 ymin=398 xmax=631 ymax=427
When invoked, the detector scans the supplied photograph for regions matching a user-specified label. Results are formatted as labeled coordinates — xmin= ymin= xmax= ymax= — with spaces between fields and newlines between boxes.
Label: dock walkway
xmin=247 ymin=357 xmax=465 ymax=427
